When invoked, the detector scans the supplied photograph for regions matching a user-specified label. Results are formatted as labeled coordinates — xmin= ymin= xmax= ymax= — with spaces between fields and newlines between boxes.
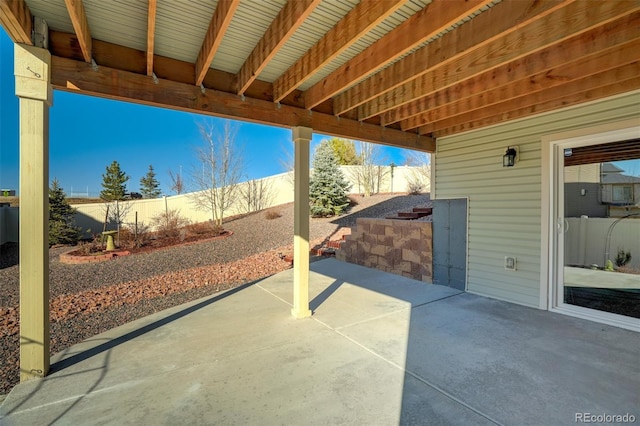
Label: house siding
xmin=434 ymin=92 xmax=640 ymax=308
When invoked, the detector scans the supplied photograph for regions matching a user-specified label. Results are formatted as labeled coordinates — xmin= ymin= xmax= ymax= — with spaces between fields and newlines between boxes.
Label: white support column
xmin=291 ymin=126 xmax=312 ymax=319
xmin=15 ymin=44 xmax=52 ymax=381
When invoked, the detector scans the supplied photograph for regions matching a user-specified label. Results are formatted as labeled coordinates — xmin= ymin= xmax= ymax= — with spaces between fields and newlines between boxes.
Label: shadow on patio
xmin=1 ymin=259 xmax=638 ymax=425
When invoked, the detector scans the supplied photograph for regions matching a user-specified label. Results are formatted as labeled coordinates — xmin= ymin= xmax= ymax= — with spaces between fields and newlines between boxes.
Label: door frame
xmin=541 ymin=118 xmax=640 ymax=331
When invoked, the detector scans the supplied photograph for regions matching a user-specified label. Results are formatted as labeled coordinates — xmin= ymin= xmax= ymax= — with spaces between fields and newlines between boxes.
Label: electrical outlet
xmin=505 ymin=256 xmax=517 ymax=271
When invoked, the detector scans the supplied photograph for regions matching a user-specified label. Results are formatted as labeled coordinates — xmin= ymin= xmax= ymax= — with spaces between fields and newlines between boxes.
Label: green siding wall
xmin=434 ymin=92 xmax=640 ymax=308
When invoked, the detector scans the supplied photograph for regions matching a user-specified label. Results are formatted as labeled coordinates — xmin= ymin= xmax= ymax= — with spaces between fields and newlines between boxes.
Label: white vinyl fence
xmin=565 ymin=216 xmax=640 ymax=269
xmin=0 ymin=166 xmax=428 ymax=243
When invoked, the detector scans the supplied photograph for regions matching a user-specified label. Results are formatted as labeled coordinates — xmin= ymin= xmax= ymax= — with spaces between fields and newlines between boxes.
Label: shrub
xmin=78 ymin=232 xmax=102 ymax=254
xmin=186 ymin=221 xmax=221 ymax=235
xmin=264 ymin=210 xmax=282 ymax=220
xmin=406 ymin=179 xmax=424 ymax=195
xmin=120 ymin=223 xmax=151 ymax=249
xmin=151 ymin=209 xmax=190 ymax=238
xmin=615 ymin=249 xmax=632 ymax=267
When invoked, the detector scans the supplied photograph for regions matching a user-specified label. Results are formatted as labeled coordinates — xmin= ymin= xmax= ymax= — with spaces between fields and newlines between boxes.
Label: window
xmin=612 ymin=185 xmax=633 ymax=203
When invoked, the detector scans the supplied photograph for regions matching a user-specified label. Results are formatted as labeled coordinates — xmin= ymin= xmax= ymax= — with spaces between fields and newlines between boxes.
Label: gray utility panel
xmin=432 ymin=198 xmax=467 ymax=291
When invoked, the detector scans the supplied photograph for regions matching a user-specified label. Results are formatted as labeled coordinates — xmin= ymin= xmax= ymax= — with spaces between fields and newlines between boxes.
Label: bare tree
xmin=349 ymin=141 xmax=390 ymax=196
xmin=168 ymin=168 xmax=184 ymax=195
xmin=241 ymin=178 xmax=275 ymax=213
xmin=101 ymin=199 xmax=133 ymax=242
xmin=190 ymin=119 xmax=244 ymax=225
xmin=278 ymin=140 xmax=295 ymax=187
xmin=404 ymin=150 xmax=432 ymax=194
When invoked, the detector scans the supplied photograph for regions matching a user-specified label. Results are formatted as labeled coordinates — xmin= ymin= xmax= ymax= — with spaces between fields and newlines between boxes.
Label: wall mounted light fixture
xmin=503 ymin=146 xmax=518 ymax=167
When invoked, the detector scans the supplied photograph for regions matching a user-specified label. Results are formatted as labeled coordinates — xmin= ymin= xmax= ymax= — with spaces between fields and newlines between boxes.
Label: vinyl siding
xmin=434 ymin=91 xmax=640 ymax=308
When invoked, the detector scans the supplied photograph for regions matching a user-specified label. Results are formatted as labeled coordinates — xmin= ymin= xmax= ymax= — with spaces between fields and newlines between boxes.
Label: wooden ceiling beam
xmin=303 ymin=0 xmax=494 ymax=110
xmin=332 ymin=0 xmax=567 ymax=116
xmin=435 ymin=80 xmax=640 ymax=138
xmin=385 ymin=12 xmax=640 ymax=126
xmin=409 ymin=41 xmax=640 ymax=132
xmin=0 ymin=0 xmax=32 ymax=44
xmin=64 ymin=0 xmax=92 ymax=63
xmin=50 ymin=55 xmax=434 ymax=151
xmin=399 ymin=16 xmax=640 ymax=130
xmin=272 ymin=0 xmax=405 ymax=103
xmin=146 ymin=0 xmax=156 ymax=76
xmin=422 ymin=63 xmax=640 ymax=136
xmin=236 ymin=0 xmax=321 ymax=96
xmin=47 ymin=30 xmax=333 ymax=114
xmin=194 ymin=0 xmax=240 ymax=86
xmin=358 ymin=0 xmax=640 ymax=121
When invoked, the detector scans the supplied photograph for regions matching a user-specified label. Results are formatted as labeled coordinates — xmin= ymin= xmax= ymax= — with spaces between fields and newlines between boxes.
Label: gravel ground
xmin=0 ymin=193 xmax=430 ymax=396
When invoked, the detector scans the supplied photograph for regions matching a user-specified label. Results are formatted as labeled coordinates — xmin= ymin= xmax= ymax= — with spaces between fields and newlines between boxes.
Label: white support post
xmin=291 ymin=126 xmax=312 ymax=319
xmin=15 ymin=44 xmax=52 ymax=381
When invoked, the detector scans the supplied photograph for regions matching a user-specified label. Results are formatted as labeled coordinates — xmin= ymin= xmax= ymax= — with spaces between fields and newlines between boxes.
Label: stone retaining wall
xmin=336 ymin=218 xmax=432 ymax=282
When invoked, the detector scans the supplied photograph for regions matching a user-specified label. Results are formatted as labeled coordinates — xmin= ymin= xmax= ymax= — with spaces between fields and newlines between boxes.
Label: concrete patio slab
xmin=1 ymin=259 xmax=638 ymax=425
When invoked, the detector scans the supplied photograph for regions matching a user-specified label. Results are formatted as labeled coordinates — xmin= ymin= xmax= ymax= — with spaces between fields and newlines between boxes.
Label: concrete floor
xmin=1 ymin=259 xmax=638 ymax=425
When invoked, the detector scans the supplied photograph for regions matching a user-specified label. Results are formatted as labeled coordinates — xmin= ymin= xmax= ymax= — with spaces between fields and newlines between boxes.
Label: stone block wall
xmin=336 ymin=218 xmax=432 ymax=282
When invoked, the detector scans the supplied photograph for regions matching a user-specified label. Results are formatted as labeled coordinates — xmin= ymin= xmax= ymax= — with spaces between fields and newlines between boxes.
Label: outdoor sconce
xmin=503 ymin=146 xmax=518 ymax=167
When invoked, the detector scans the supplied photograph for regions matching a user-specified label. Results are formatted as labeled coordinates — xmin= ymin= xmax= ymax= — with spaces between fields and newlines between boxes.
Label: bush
xmin=615 ymin=249 xmax=632 ymax=267
xmin=120 ymin=223 xmax=151 ymax=249
xmin=406 ymin=179 xmax=424 ymax=195
xmin=264 ymin=210 xmax=282 ymax=220
xmin=151 ymin=209 xmax=190 ymax=238
xmin=186 ymin=221 xmax=221 ymax=235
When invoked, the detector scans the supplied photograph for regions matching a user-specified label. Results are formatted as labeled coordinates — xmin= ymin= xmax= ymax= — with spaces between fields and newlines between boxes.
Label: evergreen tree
xmin=100 ymin=160 xmax=129 ymax=201
xmin=140 ymin=164 xmax=161 ymax=198
xmin=49 ymin=178 xmax=80 ymax=246
xmin=309 ymin=141 xmax=351 ymax=217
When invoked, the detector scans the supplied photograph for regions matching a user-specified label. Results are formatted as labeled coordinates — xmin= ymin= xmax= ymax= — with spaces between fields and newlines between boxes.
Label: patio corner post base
xmin=291 ymin=126 xmax=312 ymax=319
xmin=15 ymin=43 xmax=52 ymax=382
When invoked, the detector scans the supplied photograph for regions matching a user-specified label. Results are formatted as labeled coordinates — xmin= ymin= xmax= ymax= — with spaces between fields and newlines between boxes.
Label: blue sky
xmin=0 ymin=27 xmax=418 ymax=197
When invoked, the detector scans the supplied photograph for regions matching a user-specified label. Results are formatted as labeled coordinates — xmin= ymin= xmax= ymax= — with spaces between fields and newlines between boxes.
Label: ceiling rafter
xmin=303 ymin=0 xmax=494 ymax=110
xmin=272 ymin=0 xmax=405 ymax=103
xmin=194 ymin=0 xmax=240 ymax=86
xmin=419 ymin=61 xmax=640 ymax=137
xmin=384 ymin=12 xmax=640 ymax=126
xmin=146 ymin=0 xmax=156 ymax=77
xmin=409 ymin=40 xmax=640 ymax=133
xmin=50 ymin=55 xmax=434 ymax=151
xmin=236 ymin=0 xmax=321 ymax=96
xmin=437 ymin=84 xmax=639 ymax=139
xmin=2 ymin=0 xmax=638 ymax=145
xmin=397 ymin=13 xmax=640 ymax=130
xmin=64 ymin=0 xmax=92 ymax=63
xmin=332 ymin=0 xmax=568 ymax=117
xmin=0 ymin=0 xmax=32 ymax=45
xmin=357 ymin=0 xmax=640 ymax=121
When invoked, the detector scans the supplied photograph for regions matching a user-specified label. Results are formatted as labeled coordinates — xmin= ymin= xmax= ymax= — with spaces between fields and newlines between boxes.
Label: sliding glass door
xmin=552 ymin=134 xmax=640 ymax=330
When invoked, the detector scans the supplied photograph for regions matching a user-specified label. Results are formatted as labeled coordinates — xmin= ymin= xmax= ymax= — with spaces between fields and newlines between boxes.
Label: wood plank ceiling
xmin=2 ymin=0 xmax=639 ymax=152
